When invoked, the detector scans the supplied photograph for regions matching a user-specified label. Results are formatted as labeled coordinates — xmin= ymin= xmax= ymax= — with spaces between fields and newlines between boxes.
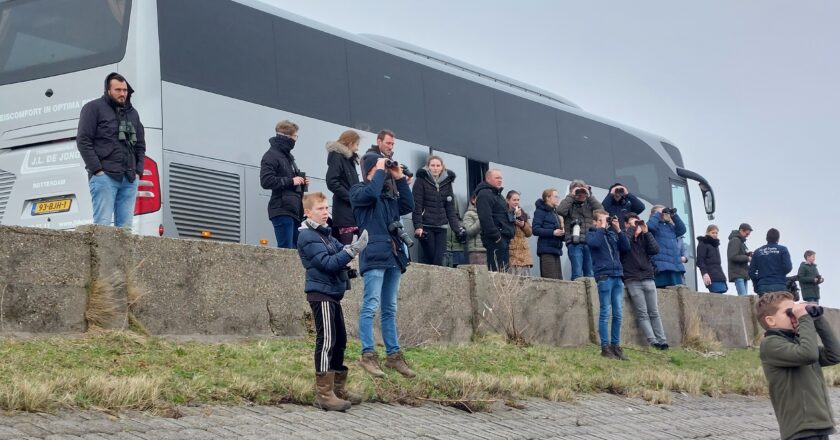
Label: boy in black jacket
xmin=297 ymin=192 xmax=368 ymax=411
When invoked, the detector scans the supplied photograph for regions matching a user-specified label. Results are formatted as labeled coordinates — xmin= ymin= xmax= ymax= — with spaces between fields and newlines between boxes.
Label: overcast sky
xmin=267 ymin=0 xmax=839 ymax=306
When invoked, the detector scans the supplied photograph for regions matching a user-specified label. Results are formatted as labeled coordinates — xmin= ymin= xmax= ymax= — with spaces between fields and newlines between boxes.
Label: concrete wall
xmin=0 ymin=225 xmax=801 ymax=349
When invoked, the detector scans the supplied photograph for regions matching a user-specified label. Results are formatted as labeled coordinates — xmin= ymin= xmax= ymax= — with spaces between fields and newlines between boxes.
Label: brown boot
xmin=610 ymin=345 xmax=629 ymax=361
xmin=358 ymin=352 xmax=385 ymax=378
xmin=333 ymin=370 xmax=362 ymax=405
xmin=313 ymin=372 xmax=351 ymax=411
xmin=384 ymin=351 xmax=416 ymax=378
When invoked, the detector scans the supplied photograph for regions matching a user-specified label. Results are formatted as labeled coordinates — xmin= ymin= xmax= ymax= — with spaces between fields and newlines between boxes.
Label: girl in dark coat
xmin=325 ymin=130 xmax=361 ymax=245
xmin=532 ymin=188 xmax=564 ymax=279
xmin=696 ymin=224 xmax=728 ymax=293
xmin=412 ymin=155 xmax=462 ymax=266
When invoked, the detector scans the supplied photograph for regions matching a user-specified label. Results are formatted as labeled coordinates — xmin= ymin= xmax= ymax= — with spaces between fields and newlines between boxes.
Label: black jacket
xmin=727 ymin=230 xmax=751 ymax=280
xmin=411 ymin=168 xmax=460 ymax=230
xmin=696 ymin=235 xmax=727 ymax=283
xmin=325 ymin=141 xmax=360 ymax=227
xmin=474 ymin=181 xmax=514 ymax=244
xmin=260 ymin=135 xmax=304 ymax=221
xmin=77 ymin=72 xmax=146 ymax=181
xmin=620 ymin=228 xmax=659 ymax=281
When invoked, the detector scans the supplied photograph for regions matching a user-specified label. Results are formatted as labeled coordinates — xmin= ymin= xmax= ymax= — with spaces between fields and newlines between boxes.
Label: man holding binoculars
xmin=260 ymin=120 xmax=310 ymax=249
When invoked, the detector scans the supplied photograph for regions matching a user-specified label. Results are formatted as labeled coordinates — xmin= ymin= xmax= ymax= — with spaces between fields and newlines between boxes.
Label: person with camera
xmin=411 ymin=155 xmax=465 ymax=266
xmin=620 ymin=213 xmax=669 ymax=350
xmin=727 ymin=223 xmax=753 ymax=296
xmin=588 ymin=210 xmax=631 ymax=360
xmin=260 ymin=120 xmax=310 ymax=249
xmin=601 ymin=183 xmax=645 ymax=228
xmin=749 ymin=228 xmax=793 ymax=296
xmin=297 ymin=192 xmax=369 ymax=411
xmin=755 ymin=291 xmax=840 ymax=440
xmin=696 ymin=225 xmax=728 ymax=294
xmin=556 ymin=179 xmax=604 ymax=280
xmin=532 ymin=188 xmax=565 ymax=279
xmin=325 ymin=130 xmax=362 ymax=245
xmin=647 ymin=205 xmax=687 ymax=288
xmin=350 ymin=152 xmax=415 ymax=379
xmin=798 ymin=250 xmax=825 ymax=304
xmin=506 ymin=190 xmax=533 ymax=276
xmin=475 ymin=169 xmax=515 ymax=272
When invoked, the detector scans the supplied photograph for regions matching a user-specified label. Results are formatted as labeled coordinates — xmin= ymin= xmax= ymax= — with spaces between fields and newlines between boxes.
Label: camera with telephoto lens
xmin=337 ymin=266 xmax=358 ymax=291
xmin=388 ymin=221 xmax=414 ymax=248
xmin=570 ymin=218 xmax=583 ymax=244
xmin=662 ymin=207 xmax=677 ymax=216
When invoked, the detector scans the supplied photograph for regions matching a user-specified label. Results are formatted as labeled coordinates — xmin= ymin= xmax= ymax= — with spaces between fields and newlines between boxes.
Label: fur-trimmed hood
xmin=326 ymin=141 xmax=358 ymax=162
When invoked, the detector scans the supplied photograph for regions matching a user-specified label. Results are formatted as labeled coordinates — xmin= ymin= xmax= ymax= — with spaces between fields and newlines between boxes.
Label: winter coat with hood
xmin=260 ymin=135 xmax=304 ymax=221
xmin=647 ymin=211 xmax=687 ymax=273
xmin=411 ymin=168 xmax=460 ymax=230
xmin=620 ymin=227 xmax=659 ymax=281
xmin=296 ymin=220 xmax=353 ymax=301
xmin=532 ymin=198 xmax=564 ymax=256
xmin=696 ymin=235 xmax=727 ymax=283
xmin=461 ymin=204 xmax=486 ymax=253
xmin=556 ymin=194 xmax=604 ymax=244
xmin=325 ymin=141 xmax=360 ymax=227
xmin=509 ymin=210 xmax=533 ymax=267
xmin=77 ymin=72 xmax=146 ymax=182
xmin=474 ymin=182 xmax=515 ymax=244
xmin=749 ymin=241 xmax=792 ymax=290
xmin=727 ymin=230 xmax=751 ymax=280
xmin=587 ymin=226 xmax=631 ymax=278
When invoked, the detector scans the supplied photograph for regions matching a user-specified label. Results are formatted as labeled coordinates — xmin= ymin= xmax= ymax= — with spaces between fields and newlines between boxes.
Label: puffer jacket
xmin=556 ymin=194 xmax=604 ymax=244
xmin=696 ymin=235 xmax=727 ymax=283
xmin=411 ymin=168 xmax=460 ymax=230
xmin=296 ymin=221 xmax=353 ymax=300
xmin=325 ymin=141 xmax=360 ymax=227
xmin=647 ymin=212 xmax=687 ymax=273
xmin=532 ymin=199 xmax=564 ymax=256
xmin=587 ymin=227 xmax=631 ymax=278
xmin=509 ymin=210 xmax=533 ymax=267
xmin=462 ymin=204 xmax=486 ymax=253
xmin=474 ymin=181 xmax=514 ymax=244
xmin=260 ymin=135 xmax=304 ymax=221
xmin=727 ymin=230 xmax=751 ymax=280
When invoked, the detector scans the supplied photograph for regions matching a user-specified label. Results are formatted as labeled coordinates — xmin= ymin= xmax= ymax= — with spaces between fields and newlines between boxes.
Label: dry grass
xmin=682 ymin=306 xmax=723 ymax=353
xmin=479 ymin=272 xmax=533 ymax=345
xmin=85 ymin=274 xmax=122 ymax=330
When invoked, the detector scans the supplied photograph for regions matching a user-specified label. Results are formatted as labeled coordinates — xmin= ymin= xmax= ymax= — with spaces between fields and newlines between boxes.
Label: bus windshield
xmin=0 ymin=0 xmax=131 ymax=86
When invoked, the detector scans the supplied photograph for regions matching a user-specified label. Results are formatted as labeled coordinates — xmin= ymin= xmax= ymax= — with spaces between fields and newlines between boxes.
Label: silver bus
xmin=0 ymin=0 xmax=716 ymax=284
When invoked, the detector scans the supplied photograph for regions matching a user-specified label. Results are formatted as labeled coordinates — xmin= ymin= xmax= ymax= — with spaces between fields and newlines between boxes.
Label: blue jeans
xmin=733 ymin=278 xmax=748 ymax=296
xmin=708 ymin=281 xmax=728 ymax=293
xmin=597 ymin=276 xmax=624 ymax=347
xmin=271 ymin=215 xmax=299 ymax=249
xmin=567 ymin=243 xmax=593 ymax=280
xmin=359 ymin=266 xmax=402 ymax=355
xmin=89 ymin=174 xmax=137 ymax=228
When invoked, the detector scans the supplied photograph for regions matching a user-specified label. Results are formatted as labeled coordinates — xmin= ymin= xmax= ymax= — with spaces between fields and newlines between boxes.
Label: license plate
xmin=32 ymin=198 xmax=72 ymax=215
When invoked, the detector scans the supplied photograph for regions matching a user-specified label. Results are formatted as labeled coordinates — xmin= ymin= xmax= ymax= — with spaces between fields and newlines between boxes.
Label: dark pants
xmin=271 ymin=215 xmax=299 ymax=249
xmin=483 ymin=237 xmax=510 ymax=272
xmin=309 ymin=300 xmax=347 ymax=373
xmin=419 ymin=226 xmax=447 ymax=266
xmin=755 ymin=283 xmax=786 ymax=296
xmin=539 ymin=254 xmax=563 ymax=279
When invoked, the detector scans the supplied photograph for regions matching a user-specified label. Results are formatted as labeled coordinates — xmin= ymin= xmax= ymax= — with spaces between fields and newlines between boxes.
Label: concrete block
xmin=77 ymin=224 xmax=134 ymax=329
xmin=679 ymin=290 xmax=756 ymax=348
xmin=0 ymin=226 xmax=89 ymax=333
xmin=621 ymin=287 xmax=683 ymax=347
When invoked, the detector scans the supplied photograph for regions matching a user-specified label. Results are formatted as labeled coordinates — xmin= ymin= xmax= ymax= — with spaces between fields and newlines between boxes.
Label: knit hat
xmin=361 ymin=152 xmax=382 ymax=182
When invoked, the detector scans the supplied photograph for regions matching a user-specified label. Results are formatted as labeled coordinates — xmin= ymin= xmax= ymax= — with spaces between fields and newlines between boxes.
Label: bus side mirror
xmin=700 ymin=184 xmax=715 ymax=220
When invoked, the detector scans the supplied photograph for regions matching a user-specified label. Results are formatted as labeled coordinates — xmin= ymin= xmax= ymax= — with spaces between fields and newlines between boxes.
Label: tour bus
xmin=0 ymin=0 xmax=716 ymax=284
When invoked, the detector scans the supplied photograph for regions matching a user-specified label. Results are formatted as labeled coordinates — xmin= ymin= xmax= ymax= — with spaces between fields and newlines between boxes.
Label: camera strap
xmin=307 ymin=222 xmax=337 ymax=254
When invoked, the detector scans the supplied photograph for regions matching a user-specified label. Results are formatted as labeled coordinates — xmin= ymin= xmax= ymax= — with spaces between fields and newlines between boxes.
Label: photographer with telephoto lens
xmin=556 ymin=179 xmax=604 ymax=280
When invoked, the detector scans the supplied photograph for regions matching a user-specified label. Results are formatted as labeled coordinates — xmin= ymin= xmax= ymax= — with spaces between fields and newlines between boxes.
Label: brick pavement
xmin=3 ymin=389 xmax=839 ymax=439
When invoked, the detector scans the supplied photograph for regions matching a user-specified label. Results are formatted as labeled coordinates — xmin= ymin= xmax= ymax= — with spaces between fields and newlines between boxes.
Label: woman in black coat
xmin=696 ymin=224 xmax=728 ymax=293
xmin=325 ymin=130 xmax=361 ymax=245
xmin=412 ymin=155 xmax=462 ymax=266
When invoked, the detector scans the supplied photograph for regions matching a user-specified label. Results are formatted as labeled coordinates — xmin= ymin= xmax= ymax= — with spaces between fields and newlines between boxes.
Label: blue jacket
xmin=587 ymin=227 xmax=630 ymax=278
xmin=350 ymin=170 xmax=414 ymax=274
xmin=601 ymin=193 xmax=645 ymax=225
xmin=749 ymin=242 xmax=792 ymax=290
xmin=532 ymin=199 xmax=563 ymax=256
xmin=647 ymin=212 xmax=687 ymax=273
xmin=296 ymin=223 xmax=353 ymax=300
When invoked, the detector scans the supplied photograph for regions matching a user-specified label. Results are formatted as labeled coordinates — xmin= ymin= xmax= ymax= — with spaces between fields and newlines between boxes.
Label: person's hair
xmin=541 ymin=188 xmax=558 ymax=202
xmin=754 ymin=291 xmax=794 ymax=330
xmin=706 ymin=224 xmax=719 ymax=234
xmin=485 ymin=168 xmax=501 ymax=180
xmin=108 ymin=73 xmax=127 ymax=88
xmin=337 ymin=130 xmax=360 ymax=147
xmin=376 ymin=129 xmax=395 ymax=141
xmin=593 ymin=209 xmax=609 ymax=220
xmin=302 ymin=192 xmax=327 ymax=211
xmin=624 ymin=212 xmax=639 ymax=222
xmin=804 ymin=250 xmax=816 ymax=259
xmin=568 ymin=179 xmax=587 ymax=191
xmin=425 ymin=155 xmax=445 ymax=169
xmin=766 ymin=228 xmax=780 ymax=243
xmin=506 ymin=190 xmax=520 ymax=200
xmin=275 ymin=120 xmax=299 ymax=136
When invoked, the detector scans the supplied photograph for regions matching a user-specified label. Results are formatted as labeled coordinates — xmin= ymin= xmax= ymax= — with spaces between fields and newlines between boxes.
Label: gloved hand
xmin=344 ymin=229 xmax=369 ymax=257
xmin=456 ymin=227 xmax=468 ymax=244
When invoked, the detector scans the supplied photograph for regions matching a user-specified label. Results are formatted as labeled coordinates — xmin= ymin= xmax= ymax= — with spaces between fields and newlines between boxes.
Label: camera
xmin=455 ymin=227 xmax=468 ymax=245
xmin=662 ymin=207 xmax=677 ymax=216
xmin=296 ymin=171 xmax=308 ymax=193
xmin=570 ymin=218 xmax=583 ymax=244
xmin=388 ymin=221 xmax=414 ymax=248
xmin=338 ymin=266 xmax=358 ymax=291
xmin=416 ymin=229 xmax=428 ymax=239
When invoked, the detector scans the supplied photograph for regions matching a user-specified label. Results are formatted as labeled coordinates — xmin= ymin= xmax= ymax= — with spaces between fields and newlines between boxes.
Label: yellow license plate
xmin=32 ymin=198 xmax=72 ymax=215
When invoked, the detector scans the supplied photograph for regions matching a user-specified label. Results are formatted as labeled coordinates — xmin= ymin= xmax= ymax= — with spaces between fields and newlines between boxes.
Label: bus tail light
xmin=135 ymin=157 xmax=161 ymax=215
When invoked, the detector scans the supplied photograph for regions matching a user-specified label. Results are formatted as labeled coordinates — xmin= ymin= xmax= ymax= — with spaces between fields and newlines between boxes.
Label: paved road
xmin=3 ymin=389 xmax=837 ymax=439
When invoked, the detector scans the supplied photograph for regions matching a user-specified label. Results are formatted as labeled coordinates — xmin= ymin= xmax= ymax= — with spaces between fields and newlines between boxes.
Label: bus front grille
xmin=168 ymin=163 xmax=241 ymax=242
xmin=0 ymin=168 xmax=16 ymax=223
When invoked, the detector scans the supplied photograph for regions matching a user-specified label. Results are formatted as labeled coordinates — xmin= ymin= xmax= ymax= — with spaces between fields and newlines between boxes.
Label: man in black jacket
xmin=260 ymin=120 xmax=309 ymax=248
xmin=77 ymin=72 xmax=146 ymax=228
xmin=475 ymin=169 xmax=514 ymax=272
